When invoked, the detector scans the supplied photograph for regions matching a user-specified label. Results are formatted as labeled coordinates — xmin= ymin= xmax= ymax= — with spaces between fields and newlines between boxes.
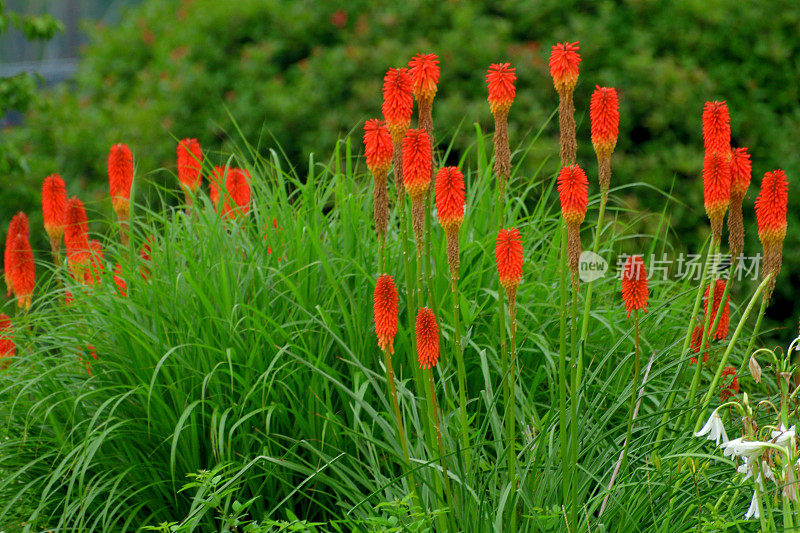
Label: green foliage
xmin=2 ymin=0 xmax=800 ymax=329
xmin=0 ymin=127 xmax=790 ymax=530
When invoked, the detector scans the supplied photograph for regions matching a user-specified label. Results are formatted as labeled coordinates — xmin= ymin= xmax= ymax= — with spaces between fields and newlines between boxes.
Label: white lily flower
xmin=761 ymin=461 xmax=774 ymax=485
xmin=721 ymin=438 xmax=770 ymax=461
xmin=771 ymin=424 xmax=796 ymax=448
xmin=694 ymin=411 xmax=728 ymax=445
xmin=745 ymin=490 xmax=760 ymax=520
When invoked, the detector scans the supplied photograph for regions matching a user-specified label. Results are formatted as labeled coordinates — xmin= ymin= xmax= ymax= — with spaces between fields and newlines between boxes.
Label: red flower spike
xmin=373 ymin=275 xmax=399 ymax=354
xmin=435 ymin=167 xmax=465 ymax=233
xmin=590 ymin=86 xmax=619 ymax=157
xmin=755 ymin=169 xmax=788 ymax=245
xmin=486 ymin=63 xmax=516 ymax=115
xmin=495 ymin=228 xmax=523 ymax=291
xmin=108 ymin=144 xmax=134 ymax=218
xmin=222 ymin=168 xmax=251 ymax=219
xmin=402 ymin=128 xmax=432 ymax=200
xmin=42 ymin=174 xmax=68 ymax=243
xmin=4 ymin=212 xmax=28 ymax=296
xmin=415 ymin=307 xmax=439 ymax=369
xmin=177 ymin=138 xmax=203 ymax=193
xmin=408 ymin=53 xmax=440 ymax=101
xmin=703 ymin=151 xmax=732 ymax=238
xmin=729 ymin=147 xmax=752 ymax=199
xmin=85 ymin=240 xmax=105 ymax=286
xmin=549 ymin=41 xmax=581 ymax=93
xmin=209 ymin=166 xmax=227 ymax=206
xmin=382 ymin=67 xmax=414 ymax=139
xmin=0 ymin=314 xmax=14 ymax=359
xmin=64 ymin=197 xmax=91 ymax=274
xmin=621 ymin=255 xmax=649 ymax=318
xmin=703 ymin=279 xmax=730 ymax=340
xmin=702 ymin=101 xmax=731 ymax=156
xmin=113 ymin=263 xmax=127 ymax=297
xmin=719 ymin=366 xmax=739 ymax=401
xmin=690 ymin=325 xmax=710 ymax=364
xmin=363 ymin=119 xmax=393 ymax=176
xmin=557 ymin=165 xmax=589 ymax=225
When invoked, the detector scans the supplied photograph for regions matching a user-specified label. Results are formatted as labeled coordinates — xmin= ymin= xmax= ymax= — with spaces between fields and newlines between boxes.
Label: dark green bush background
xmin=2 ymin=0 xmax=799 ymax=330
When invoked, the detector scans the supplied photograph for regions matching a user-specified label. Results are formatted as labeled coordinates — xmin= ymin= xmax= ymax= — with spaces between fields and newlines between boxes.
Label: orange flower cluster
xmin=690 ymin=325 xmax=709 ymax=364
xmin=549 ymin=42 xmax=581 ymax=94
xmin=719 ymin=366 xmax=739 ymax=401
xmin=382 ymin=68 xmax=414 ymax=140
xmin=702 ymin=151 xmax=731 ymax=242
xmin=363 ymin=119 xmax=393 ymax=176
xmin=486 ymin=63 xmax=516 ymax=115
xmin=177 ymin=138 xmax=203 ymax=194
xmin=755 ymin=169 xmax=788 ymax=297
xmin=415 ymin=307 xmax=439 ymax=369
xmin=0 ymin=313 xmax=13 ymax=360
xmin=3 ymin=213 xmax=36 ymax=309
xmin=408 ymin=53 xmax=440 ymax=102
xmin=64 ymin=197 xmax=91 ymax=279
xmin=222 ymin=168 xmax=252 ymax=220
xmin=558 ymin=165 xmax=589 ymax=285
xmin=727 ymin=147 xmax=752 ymax=259
xmin=495 ymin=228 xmax=523 ymax=303
xmin=702 ymin=101 xmax=730 ymax=157
xmin=373 ymin=275 xmax=398 ymax=354
xmin=42 ymin=174 xmax=68 ymax=252
xmin=702 ymin=279 xmax=730 ymax=340
xmin=436 ymin=167 xmax=465 ymax=279
xmin=108 ymin=143 xmax=134 ymax=220
xmin=402 ymin=128 xmax=433 ymax=199
xmin=590 ymin=86 xmax=619 ymax=159
xmin=621 ymin=255 xmax=648 ymax=318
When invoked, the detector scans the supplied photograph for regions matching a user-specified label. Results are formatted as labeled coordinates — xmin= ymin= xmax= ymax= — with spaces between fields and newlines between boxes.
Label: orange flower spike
xmin=42 ymin=174 xmax=68 ymax=246
xmin=558 ymin=165 xmax=589 ymax=225
xmin=4 ymin=213 xmax=36 ymax=309
xmin=363 ymin=119 xmax=393 ymax=176
xmin=0 ymin=314 xmax=14 ymax=359
xmin=549 ymin=41 xmax=581 ymax=94
xmin=177 ymin=138 xmax=203 ymax=194
xmin=222 ymin=168 xmax=252 ymax=219
xmin=690 ymin=325 xmax=709 ymax=364
xmin=755 ymin=169 xmax=788 ymax=245
xmin=4 ymin=212 xmax=28 ymax=296
xmin=621 ymin=255 xmax=649 ymax=318
xmin=382 ymin=68 xmax=414 ymax=140
xmin=719 ymin=366 xmax=739 ymax=401
xmin=373 ymin=275 xmax=399 ymax=354
xmin=435 ymin=167 xmax=466 ymax=232
xmin=113 ymin=263 xmax=127 ymax=297
xmin=702 ymin=151 xmax=732 ymax=242
xmin=495 ymin=228 xmax=523 ymax=301
xmin=64 ymin=197 xmax=91 ymax=280
xmin=402 ymin=129 xmax=432 ymax=200
xmin=729 ymin=147 xmax=752 ymax=199
xmin=85 ymin=240 xmax=105 ymax=286
xmin=486 ymin=63 xmax=516 ymax=115
xmin=408 ymin=53 xmax=440 ymax=102
xmin=209 ymin=166 xmax=227 ymax=207
xmin=702 ymin=101 xmax=731 ymax=157
xmin=703 ymin=279 xmax=730 ymax=340
xmin=108 ymin=143 xmax=134 ymax=219
xmin=416 ymin=307 xmax=439 ymax=370
xmin=590 ymin=86 xmax=620 ymax=159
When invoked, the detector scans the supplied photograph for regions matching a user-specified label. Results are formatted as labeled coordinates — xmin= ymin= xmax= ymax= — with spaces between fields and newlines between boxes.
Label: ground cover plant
xmin=1 ymin=42 xmax=799 ymax=531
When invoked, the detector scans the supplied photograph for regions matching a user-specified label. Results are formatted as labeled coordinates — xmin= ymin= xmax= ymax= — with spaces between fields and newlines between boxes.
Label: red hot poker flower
xmin=719 ymin=366 xmax=739 ymax=401
xmin=755 ymin=169 xmax=788 ymax=245
xmin=42 ymin=174 xmax=68 ymax=243
xmin=690 ymin=325 xmax=710 ymax=364
xmin=108 ymin=143 xmax=134 ymax=218
xmin=703 ymin=151 xmax=731 ymax=240
xmin=495 ymin=228 xmax=523 ymax=292
xmin=486 ymin=63 xmax=517 ymax=115
xmin=549 ymin=41 xmax=581 ymax=94
xmin=729 ymin=147 xmax=752 ymax=199
xmin=702 ymin=101 xmax=731 ymax=156
xmin=557 ymin=165 xmax=589 ymax=225
xmin=84 ymin=240 xmax=105 ymax=286
xmin=402 ymin=129 xmax=432 ymax=200
xmin=177 ymin=138 xmax=203 ymax=193
xmin=435 ymin=167 xmax=465 ymax=233
xmin=0 ymin=314 xmax=13 ymax=359
xmin=222 ymin=168 xmax=251 ymax=219
xmin=590 ymin=86 xmax=620 ymax=157
xmin=363 ymin=119 xmax=393 ymax=176
xmin=64 ymin=197 xmax=90 ymax=270
xmin=209 ymin=166 xmax=228 ymax=206
xmin=373 ymin=275 xmax=399 ymax=354
xmin=382 ymin=67 xmax=414 ymax=139
xmin=703 ymin=279 xmax=730 ymax=340
xmin=4 ymin=212 xmax=36 ymax=309
xmin=621 ymin=255 xmax=649 ymax=318
xmin=113 ymin=263 xmax=127 ymax=297
xmin=416 ymin=307 xmax=439 ymax=369
xmin=408 ymin=53 xmax=440 ymax=102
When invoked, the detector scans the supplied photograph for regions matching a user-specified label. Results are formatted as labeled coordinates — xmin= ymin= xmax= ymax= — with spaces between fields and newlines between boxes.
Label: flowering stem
xmin=506 ymin=288 xmax=518 ymax=530
xmin=620 ymin=310 xmax=641 ymax=475
xmin=738 ymin=295 xmax=768 ymax=377
xmin=656 ymin=237 xmax=713 ymax=444
xmin=427 ymin=368 xmax=451 ymax=504
xmin=558 ymin=222 xmax=570 ymax=512
xmin=569 ymin=273 xmax=579 ymax=527
xmin=692 ymin=274 xmax=771 ymax=432
xmin=450 ymin=278 xmax=471 ymax=469
xmin=383 ymin=347 xmax=408 ymax=464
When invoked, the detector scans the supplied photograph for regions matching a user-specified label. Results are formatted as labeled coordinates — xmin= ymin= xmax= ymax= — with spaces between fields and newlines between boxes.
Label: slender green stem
xmin=655 ymin=238 xmax=713 ymax=445
xmin=427 ymin=369 xmax=452 ymax=506
xmin=693 ymin=275 xmax=771 ymax=432
xmin=506 ymin=291 xmax=518 ymax=532
xmin=558 ymin=222 xmax=569 ymax=512
xmin=738 ymin=296 xmax=769 ymax=376
xmin=451 ymin=278 xmax=470 ymax=469
xmin=569 ymin=276 xmax=579 ymax=527
xmin=620 ymin=311 xmax=641 ymax=475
